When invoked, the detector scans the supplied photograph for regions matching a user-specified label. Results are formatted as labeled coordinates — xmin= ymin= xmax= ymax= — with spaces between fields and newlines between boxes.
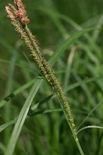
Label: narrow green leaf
xmin=65 ymin=76 xmax=103 ymax=92
xmin=48 ymin=28 xmax=96 ymax=67
xmin=0 ymin=117 xmax=18 ymax=133
xmin=77 ymin=99 xmax=103 ymax=129
xmin=0 ymin=78 xmax=36 ymax=108
xmin=77 ymin=125 xmax=103 ymax=135
xmin=4 ymin=77 xmax=43 ymax=155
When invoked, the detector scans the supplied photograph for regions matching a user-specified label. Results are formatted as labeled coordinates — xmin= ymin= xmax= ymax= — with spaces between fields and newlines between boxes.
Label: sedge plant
xmin=5 ymin=0 xmax=85 ymax=154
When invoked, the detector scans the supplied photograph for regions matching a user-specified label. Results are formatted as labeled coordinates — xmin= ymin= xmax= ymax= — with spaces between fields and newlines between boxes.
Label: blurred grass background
xmin=0 ymin=0 xmax=103 ymax=154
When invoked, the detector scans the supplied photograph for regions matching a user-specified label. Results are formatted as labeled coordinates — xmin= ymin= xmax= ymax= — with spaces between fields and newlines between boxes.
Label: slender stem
xmin=76 ymin=139 xmax=84 ymax=155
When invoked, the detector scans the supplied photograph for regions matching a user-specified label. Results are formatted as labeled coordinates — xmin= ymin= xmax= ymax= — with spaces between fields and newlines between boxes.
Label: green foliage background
xmin=0 ymin=0 xmax=103 ymax=154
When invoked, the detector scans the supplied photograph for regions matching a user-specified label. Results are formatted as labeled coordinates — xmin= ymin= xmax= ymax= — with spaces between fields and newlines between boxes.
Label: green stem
xmin=76 ymin=140 xmax=84 ymax=155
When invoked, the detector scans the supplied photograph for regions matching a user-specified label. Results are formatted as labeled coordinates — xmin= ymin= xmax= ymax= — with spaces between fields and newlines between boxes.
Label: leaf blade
xmin=48 ymin=28 xmax=96 ymax=67
xmin=4 ymin=77 xmax=43 ymax=155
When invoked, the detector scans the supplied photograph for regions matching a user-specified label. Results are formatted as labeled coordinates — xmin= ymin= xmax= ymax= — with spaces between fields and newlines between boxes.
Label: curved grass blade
xmin=0 ymin=78 xmax=36 ymax=108
xmin=28 ymin=108 xmax=62 ymax=116
xmin=65 ymin=76 xmax=103 ymax=92
xmin=77 ymin=99 xmax=103 ymax=129
xmin=4 ymin=42 xmax=19 ymax=143
xmin=48 ymin=28 xmax=96 ymax=67
xmin=30 ymin=93 xmax=54 ymax=111
xmin=0 ymin=117 xmax=18 ymax=133
xmin=4 ymin=76 xmax=43 ymax=155
xmin=77 ymin=125 xmax=103 ymax=135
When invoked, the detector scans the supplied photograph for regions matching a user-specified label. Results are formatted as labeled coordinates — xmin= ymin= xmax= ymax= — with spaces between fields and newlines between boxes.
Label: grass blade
xmin=48 ymin=28 xmax=96 ymax=67
xmin=4 ymin=76 xmax=43 ymax=155
xmin=0 ymin=78 xmax=36 ymax=108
